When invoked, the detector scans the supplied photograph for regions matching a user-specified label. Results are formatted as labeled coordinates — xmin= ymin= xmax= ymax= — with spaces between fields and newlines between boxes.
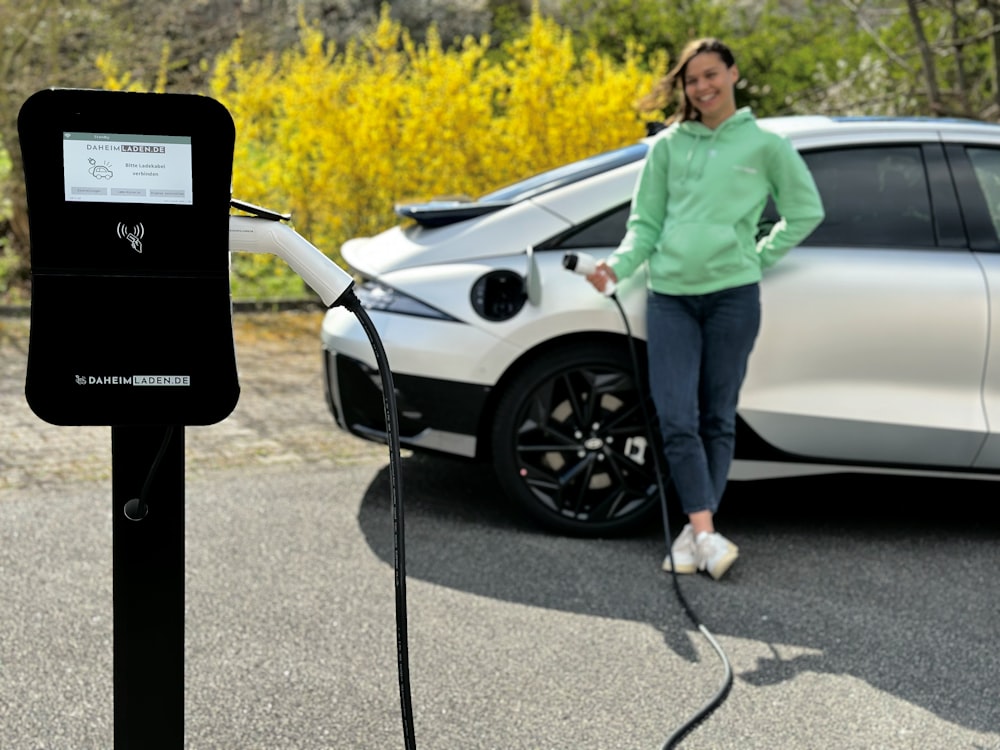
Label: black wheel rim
xmin=509 ymin=363 xmax=661 ymax=528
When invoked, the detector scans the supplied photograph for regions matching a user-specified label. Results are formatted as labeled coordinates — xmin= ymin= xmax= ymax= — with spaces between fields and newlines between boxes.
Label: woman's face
xmin=683 ymin=51 xmax=739 ymax=128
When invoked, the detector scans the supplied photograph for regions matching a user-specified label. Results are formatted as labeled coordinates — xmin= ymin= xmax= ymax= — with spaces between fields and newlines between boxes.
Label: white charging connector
xmin=229 ymin=215 xmax=354 ymax=307
xmin=562 ymin=251 xmax=616 ymax=296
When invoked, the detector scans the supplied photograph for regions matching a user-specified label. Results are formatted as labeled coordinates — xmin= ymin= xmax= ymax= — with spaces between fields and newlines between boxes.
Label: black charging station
xmin=19 ymin=88 xmax=239 ymax=426
xmin=18 ymin=88 xmax=240 ymax=749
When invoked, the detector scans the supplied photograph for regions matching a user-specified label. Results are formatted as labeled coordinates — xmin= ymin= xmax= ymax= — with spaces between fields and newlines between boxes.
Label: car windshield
xmin=478 ymin=143 xmax=647 ymax=203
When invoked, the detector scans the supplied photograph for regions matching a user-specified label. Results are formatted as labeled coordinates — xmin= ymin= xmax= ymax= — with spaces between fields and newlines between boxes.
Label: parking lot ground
xmin=0 ymin=309 xmax=386 ymax=493
xmin=2 ymin=310 xmax=1000 ymax=750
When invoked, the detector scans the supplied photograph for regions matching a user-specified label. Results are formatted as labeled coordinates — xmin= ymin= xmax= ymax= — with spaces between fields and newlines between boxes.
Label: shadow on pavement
xmin=357 ymin=453 xmax=1000 ymax=735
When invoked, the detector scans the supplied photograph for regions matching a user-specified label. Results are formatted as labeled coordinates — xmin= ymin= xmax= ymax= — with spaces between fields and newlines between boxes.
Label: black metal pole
xmin=112 ymin=424 xmax=185 ymax=749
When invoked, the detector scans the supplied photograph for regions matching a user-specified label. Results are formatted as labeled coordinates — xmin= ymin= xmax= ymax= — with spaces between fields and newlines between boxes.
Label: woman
xmin=588 ymin=38 xmax=824 ymax=579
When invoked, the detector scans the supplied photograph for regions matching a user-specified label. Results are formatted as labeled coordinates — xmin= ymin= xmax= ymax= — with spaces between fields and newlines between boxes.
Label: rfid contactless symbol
xmin=116 ymin=222 xmax=144 ymax=253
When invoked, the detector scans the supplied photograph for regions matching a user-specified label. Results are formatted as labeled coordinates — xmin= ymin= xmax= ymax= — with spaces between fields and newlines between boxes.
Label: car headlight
xmin=354 ymin=280 xmax=457 ymax=321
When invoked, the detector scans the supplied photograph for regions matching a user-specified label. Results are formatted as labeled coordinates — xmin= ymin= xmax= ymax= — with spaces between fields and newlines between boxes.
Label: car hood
xmin=341 ymin=199 xmax=574 ymax=277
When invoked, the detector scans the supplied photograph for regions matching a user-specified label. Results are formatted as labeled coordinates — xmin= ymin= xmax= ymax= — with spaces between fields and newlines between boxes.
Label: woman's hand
xmin=586 ymin=261 xmax=618 ymax=294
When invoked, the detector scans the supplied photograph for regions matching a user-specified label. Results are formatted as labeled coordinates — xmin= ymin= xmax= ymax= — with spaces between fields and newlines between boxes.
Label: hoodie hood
xmin=673 ymin=107 xmax=756 ymax=182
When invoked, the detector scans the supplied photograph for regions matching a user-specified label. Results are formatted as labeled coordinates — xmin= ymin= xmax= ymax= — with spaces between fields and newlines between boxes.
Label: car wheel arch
xmin=481 ymin=331 xmax=663 ymax=536
xmin=474 ymin=330 xmax=645 ymax=460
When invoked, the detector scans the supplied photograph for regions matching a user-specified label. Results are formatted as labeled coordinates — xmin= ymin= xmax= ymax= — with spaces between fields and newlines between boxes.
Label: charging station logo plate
xmin=74 ymin=374 xmax=192 ymax=387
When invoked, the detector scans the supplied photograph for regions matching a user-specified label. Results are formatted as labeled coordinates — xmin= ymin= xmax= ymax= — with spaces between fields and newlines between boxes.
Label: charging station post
xmin=112 ymin=424 xmax=185 ymax=747
xmin=18 ymin=88 xmax=239 ymax=749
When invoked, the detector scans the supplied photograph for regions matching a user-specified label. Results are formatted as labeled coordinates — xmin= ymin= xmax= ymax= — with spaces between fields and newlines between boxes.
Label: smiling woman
xmin=589 ymin=38 xmax=825 ymax=579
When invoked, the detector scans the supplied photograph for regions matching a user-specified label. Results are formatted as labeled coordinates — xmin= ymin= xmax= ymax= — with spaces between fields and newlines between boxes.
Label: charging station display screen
xmin=62 ymin=132 xmax=193 ymax=205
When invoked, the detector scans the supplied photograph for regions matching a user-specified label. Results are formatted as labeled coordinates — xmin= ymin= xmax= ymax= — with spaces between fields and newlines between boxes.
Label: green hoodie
xmin=607 ymin=108 xmax=825 ymax=296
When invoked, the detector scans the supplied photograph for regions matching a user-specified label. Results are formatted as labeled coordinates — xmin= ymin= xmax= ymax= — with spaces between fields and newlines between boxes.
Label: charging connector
xmin=229 ymin=214 xmax=354 ymax=308
xmin=562 ymin=251 xmax=616 ymax=296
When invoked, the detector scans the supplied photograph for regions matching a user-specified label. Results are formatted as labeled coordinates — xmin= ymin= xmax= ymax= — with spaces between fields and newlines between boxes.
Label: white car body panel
xmin=741 ymin=246 xmax=989 ymax=466
xmin=343 ymin=201 xmax=573 ymax=276
xmin=325 ymin=250 xmax=647 ymax=385
xmin=529 ymin=162 xmax=641 ymax=223
xmin=323 ymin=304 xmax=520 ymax=385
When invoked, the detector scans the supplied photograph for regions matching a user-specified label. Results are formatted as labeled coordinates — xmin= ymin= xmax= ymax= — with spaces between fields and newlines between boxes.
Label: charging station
xmin=19 ymin=88 xmax=239 ymax=427
xmin=18 ymin=88 xmax=240 ymax=749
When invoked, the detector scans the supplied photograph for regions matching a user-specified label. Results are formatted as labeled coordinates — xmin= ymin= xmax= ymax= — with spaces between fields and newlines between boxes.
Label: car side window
xmin=967 ymin=147 xmax=1000 ymax=242
xmin=795 ymin=145 xmax=935 ymax=248
xmin=553 ymin=204 xmax=631 ymax=249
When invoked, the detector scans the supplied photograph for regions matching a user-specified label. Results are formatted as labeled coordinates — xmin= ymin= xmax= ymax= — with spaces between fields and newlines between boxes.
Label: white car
xmin=321 ymin=115 xmax=1000 ymax=535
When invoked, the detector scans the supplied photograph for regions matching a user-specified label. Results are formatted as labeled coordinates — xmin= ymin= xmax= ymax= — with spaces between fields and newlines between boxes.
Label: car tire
xmin=490 ymin=340 xmax=666 ymax=536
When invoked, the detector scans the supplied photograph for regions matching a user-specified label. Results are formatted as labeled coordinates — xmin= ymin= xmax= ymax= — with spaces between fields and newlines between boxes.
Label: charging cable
xmin=563 ymin=252 xmax=734 ymax=749
xmin=228 ymin=204 xmax=419 ymax=749
xmin=340 ymin=289 xmax=418 ymax=750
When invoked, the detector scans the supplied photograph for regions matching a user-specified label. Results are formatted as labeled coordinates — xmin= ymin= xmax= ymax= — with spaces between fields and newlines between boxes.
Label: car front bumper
xmin=323 ymin=348 xmax=491 ymax=458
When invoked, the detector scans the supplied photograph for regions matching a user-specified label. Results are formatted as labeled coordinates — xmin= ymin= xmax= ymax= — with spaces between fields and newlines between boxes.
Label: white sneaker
xmin=662 ymin=524 xmax=697 ymax=574
xmin=695 ymin=531 xmax=739 ymax=580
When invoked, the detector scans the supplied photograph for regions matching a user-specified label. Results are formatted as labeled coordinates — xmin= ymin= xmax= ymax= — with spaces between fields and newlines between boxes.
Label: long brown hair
xmin=640 ymin=38 xmax=737 ymax=125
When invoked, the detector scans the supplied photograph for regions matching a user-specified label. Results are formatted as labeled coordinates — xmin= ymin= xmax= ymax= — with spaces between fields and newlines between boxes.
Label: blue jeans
xmin=646 ymin=284 xmax=761 ymax=516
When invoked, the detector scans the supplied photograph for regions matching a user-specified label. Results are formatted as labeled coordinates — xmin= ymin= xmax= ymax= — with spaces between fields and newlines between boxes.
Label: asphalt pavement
xmin=1 ymin=310 xmax=999 ymax=750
